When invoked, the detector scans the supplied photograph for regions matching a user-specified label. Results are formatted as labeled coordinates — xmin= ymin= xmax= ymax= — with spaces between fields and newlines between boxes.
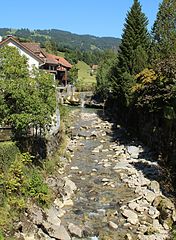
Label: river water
xmin=60 ymin=108 xmax=142 ymax=239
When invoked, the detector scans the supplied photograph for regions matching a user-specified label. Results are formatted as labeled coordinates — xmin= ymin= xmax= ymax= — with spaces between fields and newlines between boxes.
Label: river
xmin=56 ymin=107 xmax=173 ymax=240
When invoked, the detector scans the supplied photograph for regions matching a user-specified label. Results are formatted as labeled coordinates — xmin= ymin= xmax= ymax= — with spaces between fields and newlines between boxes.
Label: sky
xmin=0 ymin=0 xmax=162 ymax=38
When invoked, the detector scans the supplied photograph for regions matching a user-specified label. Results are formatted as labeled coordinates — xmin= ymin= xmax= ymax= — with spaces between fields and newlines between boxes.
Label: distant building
xmin=0 ymin=36 xmax=72 ymax=85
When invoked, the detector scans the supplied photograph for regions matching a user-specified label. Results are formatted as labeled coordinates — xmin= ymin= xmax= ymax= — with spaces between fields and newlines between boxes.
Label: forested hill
xmin=0 ymin=28 xmax=121 ymax=51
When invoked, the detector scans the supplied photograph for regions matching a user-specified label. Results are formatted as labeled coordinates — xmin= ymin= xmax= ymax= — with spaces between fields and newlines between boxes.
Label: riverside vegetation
xmin=96 ymin=0 xmax=176 ymax=189
xmin=1 ymin=0 xmax=176 ymax=239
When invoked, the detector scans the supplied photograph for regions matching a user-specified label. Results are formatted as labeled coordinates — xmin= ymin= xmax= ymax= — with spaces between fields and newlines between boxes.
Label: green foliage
xmin=68 ymin=65 xmax=78 ymax=84
xmin=44 ymin=39 xmax=58 ymax=54
xmin=0 ymin=231 xmax=4 ymax=240
xmin=0 ymin=142 xmax=20 ymax=171
xmin=117 ymin=0 xmax=150 ymax=76
xmin=109 ymin=0 xmax=150 ymax=112
xmin=96 ymin=50 xmax=117 ymax=100
xmin=0 ymin=46 xmax=56 ymax=138
xmin=0 ymin=46 xmax=29 ymax=80
xmin=27 ymin=169 xmax=52 ymax=206
xmin=152 ymin=0 xmax=176 ymax=59
xmin=0 ymin=28 xmax=121 ymax=52
xmin=0 ymin=152 xmax=52 ymax=235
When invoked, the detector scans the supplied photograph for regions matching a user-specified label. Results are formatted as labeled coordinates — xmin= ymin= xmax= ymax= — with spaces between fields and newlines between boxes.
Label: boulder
xmin=42 ymin=222 xmax=71 ymax=240
xmin=68 ymin=223 xmax=83 ymax=237
xmin=122 ymin=209 xmax=139 ymax=225
xmin=153 ymin=195 xmax=176 ymax=229
xmin=45 ymin=206 xmax=61 ymax=226
xmin=149 ymin=181 xmax=160 ymax=194
xmin=127 ymin=146 xmax=141 ymax=159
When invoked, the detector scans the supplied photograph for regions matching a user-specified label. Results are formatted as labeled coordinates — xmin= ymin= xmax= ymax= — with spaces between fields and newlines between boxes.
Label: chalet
xmin=0 ymin=36 xmax=72 ymax=86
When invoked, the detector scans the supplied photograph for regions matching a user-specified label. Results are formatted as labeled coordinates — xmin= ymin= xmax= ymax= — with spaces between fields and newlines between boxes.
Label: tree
xmin=117 ymin=0 xmax=150 ymax=76
xmin=152 ymin=0 xmax=176 ymax=59
xmin=112 ymin=0 xmax=150 ymax=109
xmin=96 ymin=50 xmax=117 ymax=100
xmin=0 ymin=46 xmax=55 ymax=138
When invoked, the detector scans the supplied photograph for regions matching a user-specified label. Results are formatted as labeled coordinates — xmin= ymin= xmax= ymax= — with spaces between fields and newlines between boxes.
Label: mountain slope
xmin=0 ymin=28 xmax=121 ymax=51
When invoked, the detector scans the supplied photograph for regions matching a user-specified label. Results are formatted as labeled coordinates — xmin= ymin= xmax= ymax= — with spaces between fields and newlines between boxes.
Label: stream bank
xmin=15 ymin=108 xmax=176 ymax=240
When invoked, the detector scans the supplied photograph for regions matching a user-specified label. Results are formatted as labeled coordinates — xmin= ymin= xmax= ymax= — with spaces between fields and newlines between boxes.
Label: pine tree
xmin=112 ymin=0 xmax=150 ymax=109
xmin=152 ymin=0 xmax=176 ymax=59
xmin=118 ymin=0 xmax=150 ymax=76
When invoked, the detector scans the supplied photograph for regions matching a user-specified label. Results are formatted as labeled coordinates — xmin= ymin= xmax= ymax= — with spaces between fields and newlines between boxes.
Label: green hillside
xmin=75 ymin=61 xmax=96 ymax=91
xmin=0 ymin=28 xmax=121 ymax=51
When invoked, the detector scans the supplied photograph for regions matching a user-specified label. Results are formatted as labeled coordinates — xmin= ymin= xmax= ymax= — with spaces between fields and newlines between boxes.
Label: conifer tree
xmin=152 ymin=0 xmax=176 ymax=59
xmin=117 ymin=0 xmax=149 ymax=76
xmin=113 ymin=0 xmax=150 ymax=109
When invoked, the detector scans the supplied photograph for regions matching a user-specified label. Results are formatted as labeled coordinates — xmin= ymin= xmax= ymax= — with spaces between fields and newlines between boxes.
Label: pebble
xmin=108 ymin=221 xmax=118 ymax=229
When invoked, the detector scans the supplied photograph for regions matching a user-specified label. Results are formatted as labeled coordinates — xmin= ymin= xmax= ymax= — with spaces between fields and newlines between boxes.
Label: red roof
xmin=0 ymin=36 xmax=72 ymax=69
xmin=46 ymin=53 xmax=59 ymax=65
xmin=48 ymin=54 xmax=72 ymax=68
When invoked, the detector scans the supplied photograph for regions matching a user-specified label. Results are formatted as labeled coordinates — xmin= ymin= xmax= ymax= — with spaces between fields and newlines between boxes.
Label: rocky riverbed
xmin=16 ymin=108 xmax=176 ymax=240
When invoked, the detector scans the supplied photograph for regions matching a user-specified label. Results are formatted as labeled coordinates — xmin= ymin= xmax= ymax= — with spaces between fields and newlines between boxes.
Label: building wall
xmin=7 ymin=42 xmax=40 ymax=70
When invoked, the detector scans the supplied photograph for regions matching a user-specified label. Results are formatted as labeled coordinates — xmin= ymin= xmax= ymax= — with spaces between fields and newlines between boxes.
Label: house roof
xmin=0 ymin=36 xmax=72 ymax=68
xmin=49 ymin=54 xmax=72 ymax=68
xmin=46 ymin=53 xmax=61 ymax=65
xmin=0 ymin=36 xmax=44 ymax=64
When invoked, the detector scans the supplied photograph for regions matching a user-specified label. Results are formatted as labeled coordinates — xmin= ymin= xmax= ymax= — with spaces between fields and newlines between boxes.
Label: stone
xmin=122 ymin=209 xmax=139 ymax=225
xmin=54 ymin=198 xmax=64 ymax=208
xmin=113 ymin=162 xmax=132 ymax=171
xmin=45 ymin=206 xmax=61 ymax=226
xmin=127 ymin=146 xmax=141 ymax=159
xmin=92 ymin=168 xmax=98 ymax=172
xmin=64 ymin=199 xmax=74 ymax=206
xmin=108 ymin=221 xmax=118 ymax=229
xmin=71 ymin=166 xmax=79 ymax=170
xmin=28 ymin=204 xmax=44 ymax=225
xmin=148 ymin=206 xmax=160 ymax=219
xmin=153 ymin=195 xmax=176 ymax=229
xmin=62 ymin=177 xmax=77 ymax=199
xmin=128 ymin=202 xmax=138 ymax=210
xmin=97 ymin=209 xmax=106 ymax=216
xmin=125 ymin=233 xmax=132 ymax=240
xmin=43 ymin=223 xmax=71 ymax=240
xmin=144 ymin=190 xmax=156 ymax=203
xmin=149 ymin=180 xmax=160 ymax=194
xmin=102 ymin=178 xmax=110 ymax=182
xmin=68 ymin=223 xmax=82 ymax=238
xmin=35 ymin=229 xmax=53 ymax=240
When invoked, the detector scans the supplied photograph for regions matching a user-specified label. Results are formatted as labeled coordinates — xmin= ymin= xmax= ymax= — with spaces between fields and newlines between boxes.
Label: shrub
xmin=0 ymin=142 xmax=20 ymax=171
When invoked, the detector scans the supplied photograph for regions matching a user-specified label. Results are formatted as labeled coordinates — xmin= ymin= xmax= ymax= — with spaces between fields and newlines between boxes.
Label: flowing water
xmin=60 ymin=108 xmax=138 ymax=239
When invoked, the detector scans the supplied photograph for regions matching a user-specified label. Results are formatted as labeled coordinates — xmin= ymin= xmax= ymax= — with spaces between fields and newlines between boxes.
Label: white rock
xmin=127 ymin=146 xmax=141 ymax=158
xmin=128 ymin=202 xmax=138 ymax=210
xmin=144 ymin=190 xmax=156 ymax=203
xmin=70 ymin=166 xmax=79 ymax=170
xmin=68 ymin=223 xmax=82 ymax=238
xmin=102 ymin=178 xmax=110 ymax=182
xmin=64 ymin=199 xmax=74 ymax=206
xmin=125 ymin=233 xmax=132 ymax=240
xmin=108 ymin=221 xmax=118 ymax=229
xmin=149 ymin=181 xmax=160 ymax=194
xmin=122 ymin=209 xmax=139 ymax=225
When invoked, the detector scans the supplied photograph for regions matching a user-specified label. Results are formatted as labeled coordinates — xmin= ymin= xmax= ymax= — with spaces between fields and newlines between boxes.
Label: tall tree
xmin=152 ymin=0 xmax=176 ymax=59
xmin=113 ymin=0 xmax=150 ymax=108
xmin=117 ymin=0 xmax=150 ymax=75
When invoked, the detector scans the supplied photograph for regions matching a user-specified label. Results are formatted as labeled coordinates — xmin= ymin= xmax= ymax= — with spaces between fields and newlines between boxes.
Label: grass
xmin=76 ymin=61 xmax=96 ymax=91
xmin=57 ymin=51 xmax=65 ymax=58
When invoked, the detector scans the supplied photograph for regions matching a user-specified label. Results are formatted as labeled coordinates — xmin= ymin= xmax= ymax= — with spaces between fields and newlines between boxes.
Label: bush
xmin=0 ymin=141 xmax=20 ymax=171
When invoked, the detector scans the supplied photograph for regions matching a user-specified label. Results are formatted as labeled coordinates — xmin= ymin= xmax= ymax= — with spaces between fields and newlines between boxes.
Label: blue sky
xmin=0 ymin=0 xmax=161 ymax=38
